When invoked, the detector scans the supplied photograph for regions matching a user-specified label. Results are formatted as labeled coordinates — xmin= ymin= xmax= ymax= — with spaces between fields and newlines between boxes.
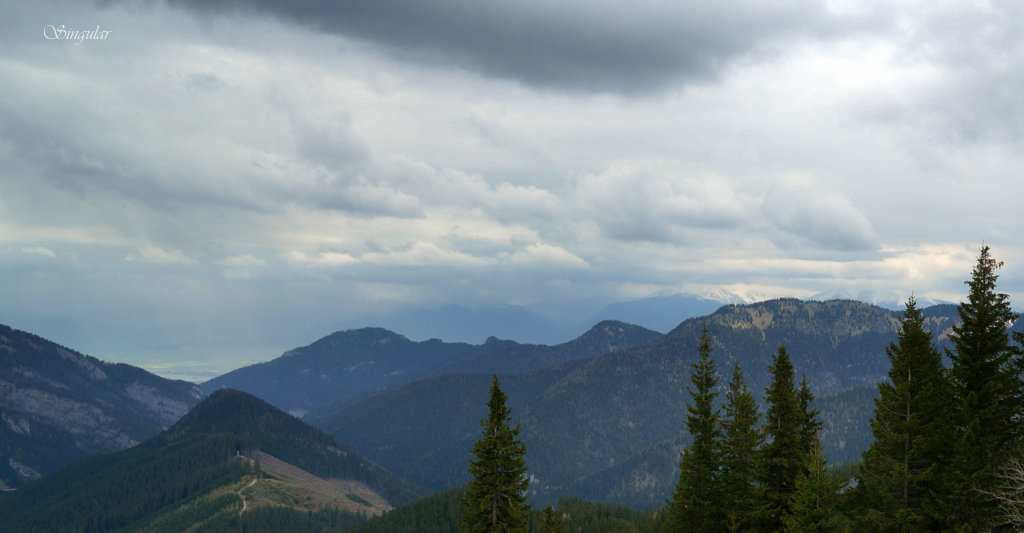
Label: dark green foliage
xmin=353 ymin=491 xmax=665 ymax=533
xmin=540 ymin=504 xmax=564 ymax=533
xmin=720 ymin=362 xmax=763 ymax=532
xmin=758 ymin=346 xmax=807 ymax=531
xmin=667 ymin=326 xmax=725 ymax=531
xmin=549 ymin=497 xmax=666 ymax=533
xmin=461 ymin=376 xmax=530 ymax=533
xmin=231 ymin=506 xmax=365 ymax=533
xmin=857 ymin=296 xmax=952 ymax=531
xmin=0 ymin=433 xmax=255 ymax=532
xmin=783 ymin=437 xmax=848 ymax=532
xmin=351 ymin=487 xmax=465 ymax=533
xmin=946 ymin=246 xmax=1024 ymax=530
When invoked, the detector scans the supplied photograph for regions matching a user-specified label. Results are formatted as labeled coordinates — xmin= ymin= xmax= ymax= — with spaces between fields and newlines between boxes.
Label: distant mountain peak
xmin=323 ymin=327 xmax=412 ymax=344
xmin=162 ymin=388 xmax=279 ymax=439
xmin=577 ymin=320 xmax=659 ymax=342
xmin=337 ymin=304 xmax=562 ymax=344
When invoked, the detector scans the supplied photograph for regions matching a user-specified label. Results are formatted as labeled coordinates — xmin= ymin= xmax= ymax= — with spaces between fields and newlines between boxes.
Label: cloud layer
xmin=2 ymin=0 xmax=1023 ymax=373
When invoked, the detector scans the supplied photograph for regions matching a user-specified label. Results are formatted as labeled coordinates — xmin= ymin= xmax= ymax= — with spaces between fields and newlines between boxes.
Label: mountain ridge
xmin=206 ymin=320 xmax=662 ymax=418
xmin=0 ymin=323 xmax=203 ymax=488
xmin=314 ymin=299 xmax=968 ymax=507
xmin=0 ymin=388 xmax=423 ymax=532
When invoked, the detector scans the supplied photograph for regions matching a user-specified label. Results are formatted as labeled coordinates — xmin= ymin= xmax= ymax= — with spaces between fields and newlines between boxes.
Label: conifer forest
xmin=456 ymin=245 xmax=1024 ymax=532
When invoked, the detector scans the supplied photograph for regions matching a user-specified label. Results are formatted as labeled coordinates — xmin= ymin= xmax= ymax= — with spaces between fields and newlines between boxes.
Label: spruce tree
xmin=460 ymin=375 xmax=530 ymax=533
xmin=783 ymin=436 xmax=847 ymax=533
xmin=720 ymin=362 xmax=763 ymax=532
xmin=858 ymin=296 xmax=952 ymax=531
xmin=758 ymin=346 xmax=804 ymax=531
xmin=667 ymin=326 xmax=725 ymax=532
xmin=947 ymin=246 xmax=1023 ymax=530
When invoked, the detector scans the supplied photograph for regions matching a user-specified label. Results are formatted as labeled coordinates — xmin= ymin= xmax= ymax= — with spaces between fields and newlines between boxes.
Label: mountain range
xmin=334 ymin=290 xmax=956 ymax=345
xmin=311 ymin=299 xmax=970 ymax=507
xmin=336 ymin=291 xmax=751 ymax=344
xmin=5 ymin=295 xmax=1022 ymax=523
xmin=203 ymin=320 xmax=661 ymax=417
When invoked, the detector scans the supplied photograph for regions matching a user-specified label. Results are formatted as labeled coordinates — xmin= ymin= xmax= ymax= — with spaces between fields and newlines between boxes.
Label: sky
xmin=2 ymin=0 xmax=1023 ymax=381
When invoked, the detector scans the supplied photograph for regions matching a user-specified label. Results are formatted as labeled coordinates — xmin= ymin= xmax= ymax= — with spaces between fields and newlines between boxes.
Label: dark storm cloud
xmin=169 ymin=0 xmax=842 ymax=93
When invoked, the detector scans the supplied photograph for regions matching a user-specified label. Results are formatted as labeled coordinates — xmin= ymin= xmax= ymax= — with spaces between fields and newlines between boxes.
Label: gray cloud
xmin=848 ymin=2 xmax=1024 ymax=148
xmin=5 ymin=0 xmax=1024 ymax=377
xmin=762 ymin=183 xmax=878 ymax=252
xmin=570 ymin=161 xmax=756 ymax=243
xmin=169 ymin=0 xmax=846 ymax=93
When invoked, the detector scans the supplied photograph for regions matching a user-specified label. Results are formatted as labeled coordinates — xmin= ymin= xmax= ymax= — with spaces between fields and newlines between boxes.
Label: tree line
xmin=458 ymin=245 xmax=1024 ymax=532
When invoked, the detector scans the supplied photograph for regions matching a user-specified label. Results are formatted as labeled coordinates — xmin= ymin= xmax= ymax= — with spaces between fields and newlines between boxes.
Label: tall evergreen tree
xmin=667 ymin=326 xmax=725 ymax=532
xmin=460 ymin=375 xmax=529 ymax=533
xmin=858 ymin=296 xmax=952 ymax=531
xmin=720 ymin=362 xmax=763 ymax=532
xmin=758 ymin=346 xmax=805 ymax=532
xmin=947 ymin=246 xmax=1023 ymax=530
xmin=783 ymin=436 xmax=847 ymax=533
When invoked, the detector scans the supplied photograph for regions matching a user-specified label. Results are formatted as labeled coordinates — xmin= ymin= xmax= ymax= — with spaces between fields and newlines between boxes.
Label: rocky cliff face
xmin=0 ymin=324 xmax=203 ymax=487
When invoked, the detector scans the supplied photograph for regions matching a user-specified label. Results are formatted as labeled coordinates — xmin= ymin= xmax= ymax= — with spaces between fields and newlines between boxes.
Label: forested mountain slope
xmin=0 ymin=389 xmax=423 ymax=532
xmin=315 ymin=299 xmax=965 ymax=507
xmin=437 ymin=320 xmax=662 ymax=375
xmin=0 ymin=323 xmax=203 ymax=488
xmin=206 ymin=321 xmax=660 ymax=419
xmin=201 ymin=328 xmax=488 ymax=416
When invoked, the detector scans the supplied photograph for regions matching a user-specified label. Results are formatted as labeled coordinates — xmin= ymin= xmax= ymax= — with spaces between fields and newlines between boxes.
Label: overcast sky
xmin=3 ymin=0 xmax=1023 ymax=379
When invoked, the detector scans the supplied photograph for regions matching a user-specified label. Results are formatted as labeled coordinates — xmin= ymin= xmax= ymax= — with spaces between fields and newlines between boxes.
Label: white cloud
xmin=127 ymin=246 xmax=196 ymax=265
xmin=501 ymin=243 xmax=589 ymax=270
xmin=282 ymin=250 xmax=358 ymax=267
xmin=21 ymin=246 xmax=56 ymax=259
xmin=217 ymin=254 xmax=266 ymax=267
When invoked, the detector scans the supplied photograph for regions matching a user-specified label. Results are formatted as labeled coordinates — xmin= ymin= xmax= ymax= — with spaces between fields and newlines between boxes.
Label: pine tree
xmin=858 ymin=296 xmax=952 ymax=531
xmin=757 ymin=346 xmax=804 ymax=532
xmin=460 ymin=375 xmax=530 ymax=533
xmin=783 ymin=437 xmax=847 ymax=533
xmin=539 ymin=504 xmax=563 ymax=533
xmin=667 ymin=326 xmax=725 ymax=532
xmin=720 ymin=362 xmax=763 ymax=532
xmin=947 ymin=246 xmax=1023 ymax=530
